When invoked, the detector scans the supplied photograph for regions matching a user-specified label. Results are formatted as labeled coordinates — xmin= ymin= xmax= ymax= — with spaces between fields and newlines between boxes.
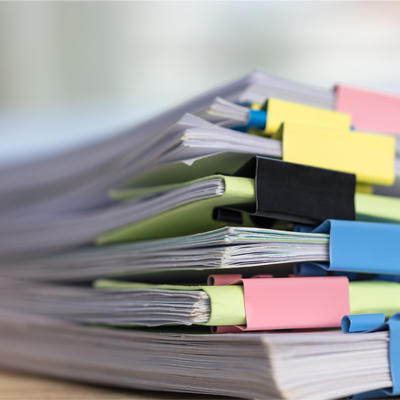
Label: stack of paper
xmin=1 ymin=69 xmax=400 ymax=400
xmin=1 ymin=227 xmax=328 ymax=281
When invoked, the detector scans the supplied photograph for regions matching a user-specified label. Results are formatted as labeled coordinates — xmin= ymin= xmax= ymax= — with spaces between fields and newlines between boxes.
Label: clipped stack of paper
xmin=1 ymin=69 xmax=400 ymax=400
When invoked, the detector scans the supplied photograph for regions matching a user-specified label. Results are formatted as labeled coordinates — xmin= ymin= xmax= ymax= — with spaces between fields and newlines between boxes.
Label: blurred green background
xmin=1 ymin=2 xmax=400 ymax=165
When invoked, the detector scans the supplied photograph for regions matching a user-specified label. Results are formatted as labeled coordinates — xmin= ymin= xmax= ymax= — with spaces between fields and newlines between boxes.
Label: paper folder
xmin=95 ymin=276 xmax=349 ymax=330
xmin=349 ymin=280 xmax=400 ymax=318
xmin=95 ymin=279 xmax=247 ymax=327
xmin=96 ymin=276 xmax=400 ymax=331
xmin=264 ymin=98 xmax=351 ymax=134
xmin=356 ymin=192 xmax=400 ymax=223
xmin=98 ymin=158 xmax=356 ymax=244
xmin=336 ymin=84 xmax=400 ymax=135
xmin=278 ymin=123 xmax=396 ymax=185
xmin=296 ymin=220 xmax=400 ymax=276
xmin=98 ymin=174 xmax=256 ymax=244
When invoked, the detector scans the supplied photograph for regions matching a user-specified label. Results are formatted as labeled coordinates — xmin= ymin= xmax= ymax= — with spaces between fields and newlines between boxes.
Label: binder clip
xmin=278 ymin=122 xmax=395 ymax=186
xmin=336 ymin=84 xmax=400 ymax=135
xmin=296 ymin=220 xmax=400 ymax=276
xmin=208 ymin=274 xmax=350 ymax=333
xmin=264 ymin=98 xmax=351 ymax=134
xmin=341 ymin=313 xmax=400 ymax=398
xmin=233 ymin=156 xmax=356 ymax=224
xmin=245 ymin=108 xmax=267 ymax=130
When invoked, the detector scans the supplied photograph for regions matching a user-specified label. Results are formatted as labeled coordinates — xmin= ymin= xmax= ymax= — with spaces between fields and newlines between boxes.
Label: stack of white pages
xmin=0 ymin=312 xmax=392 ymax=400
xmin=1 ymin=69 xmax=399 ymax=400
xmin=1 ymin=227 xmax=328 ymax=281
xmin=0 ymin=279 xmax=211 ymax=326
xmin=1 ymin=70 xmax=304 ymax=216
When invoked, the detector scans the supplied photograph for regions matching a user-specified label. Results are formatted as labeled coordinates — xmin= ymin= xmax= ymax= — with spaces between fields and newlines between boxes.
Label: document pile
xmin=2 ymin=69 xmax=400 ymax=400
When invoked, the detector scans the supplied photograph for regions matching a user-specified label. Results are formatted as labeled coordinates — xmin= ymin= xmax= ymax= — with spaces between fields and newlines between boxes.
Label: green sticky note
xmin=356 ymin=192 xmax=400 ymax=223
xmin=349 ymin=280 xmax=400 ymax=317
xmin=97 ymin=175 xmax=256 ymax=245
xmin=95 ymin=279 xmax=246 ymax=326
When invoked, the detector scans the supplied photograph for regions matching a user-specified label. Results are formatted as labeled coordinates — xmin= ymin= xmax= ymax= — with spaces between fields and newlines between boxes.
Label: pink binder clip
xmin=207 ymin=274 xmax=243 ymax=286
xmin=209 ymin=274 xmax=350 ymax=333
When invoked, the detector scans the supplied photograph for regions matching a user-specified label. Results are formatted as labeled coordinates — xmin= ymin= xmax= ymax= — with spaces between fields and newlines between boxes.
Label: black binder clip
xmin=233 ymin=156 xmax=356 ymax=225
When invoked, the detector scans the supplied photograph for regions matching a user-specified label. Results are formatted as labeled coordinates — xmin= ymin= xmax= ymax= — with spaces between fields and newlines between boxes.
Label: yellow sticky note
xmin=266 ymin=98 xmax=351 ymax=135
xmin=282 ymin=123 xmax=395 ymax=186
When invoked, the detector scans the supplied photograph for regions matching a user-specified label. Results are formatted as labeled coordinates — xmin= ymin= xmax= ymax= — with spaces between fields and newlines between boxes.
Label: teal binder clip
xmin=341 ymin=312 xmax=400 ymax=398
xmin=296 ymin=220 xmax=400 ymax=276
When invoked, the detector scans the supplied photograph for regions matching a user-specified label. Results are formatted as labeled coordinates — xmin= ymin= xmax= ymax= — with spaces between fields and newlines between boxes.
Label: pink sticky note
xmin=336 ymin=84 xmax=400 ymax=135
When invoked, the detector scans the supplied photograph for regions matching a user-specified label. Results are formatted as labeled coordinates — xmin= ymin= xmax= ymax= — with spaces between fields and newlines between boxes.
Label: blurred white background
xmin=1 ymin=2 xmax=400 ymax=165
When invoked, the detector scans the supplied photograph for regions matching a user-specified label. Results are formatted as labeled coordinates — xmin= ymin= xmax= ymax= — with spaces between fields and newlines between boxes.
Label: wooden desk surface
xmin=0 ymin=369 xmax=227 ymax=400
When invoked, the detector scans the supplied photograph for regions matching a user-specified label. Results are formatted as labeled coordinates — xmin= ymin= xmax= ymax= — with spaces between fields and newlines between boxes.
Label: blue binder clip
xmin=246 ymin=109 xmax=267 ymax=130
xmin=293 ymin=263 xmax=328 ymax=277
xmin=296 ymin=220 xmax=400 ymax=276
xmin=341 ymin=312 xmax=400 ymax=398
